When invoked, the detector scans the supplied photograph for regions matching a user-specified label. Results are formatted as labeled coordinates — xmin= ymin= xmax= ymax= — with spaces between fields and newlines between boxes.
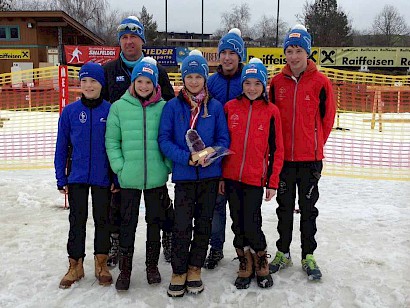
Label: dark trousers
xmin=209 ymin=193 xmax=227 ymax=251
xmin=110 ymin=189 xmax=173 ymax=236
xmin=276 ymin=161 xmax=323 ymax=259
xmin=67 ymin=184 xmax=111 ymax=260
xmin=225 ymin=180 xmax=266 ymax=252
xmin=120 ymin=185 xmax=172 ymax=251
xmin=171 ymin=179 xmax=218 ymax=274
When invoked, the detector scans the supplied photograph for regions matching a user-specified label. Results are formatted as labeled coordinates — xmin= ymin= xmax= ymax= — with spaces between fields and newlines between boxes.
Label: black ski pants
xmin=67 ymin=184 xmax=111 ymax=260
xmin=171 ymin=179 xmax=218 ymax=274
xmin=275 ymin=161 xmax=323 ymax=259
xmin=225 ymin=180 xmax=267 ymax=252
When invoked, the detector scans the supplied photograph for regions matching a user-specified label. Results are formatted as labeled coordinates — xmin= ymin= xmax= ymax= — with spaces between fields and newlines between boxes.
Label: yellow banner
xmin=246 ymin=47 xmax=320 ymax=65
xmin=0 ymin=49 xmax=30 ymax=60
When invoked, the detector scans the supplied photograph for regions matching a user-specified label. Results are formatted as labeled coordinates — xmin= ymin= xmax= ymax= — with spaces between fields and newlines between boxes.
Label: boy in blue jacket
xmin=159 ymin=50 xmax=230 ymax=297
xmin=55 ymin=62 xmax=117 ymax=289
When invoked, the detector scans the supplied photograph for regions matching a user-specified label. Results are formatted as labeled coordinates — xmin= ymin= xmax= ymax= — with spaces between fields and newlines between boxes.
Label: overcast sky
xmin=108 ymin=0 xmax=410 ymax=33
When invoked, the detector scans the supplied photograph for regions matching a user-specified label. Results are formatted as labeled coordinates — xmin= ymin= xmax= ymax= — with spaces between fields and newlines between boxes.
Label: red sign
xmin=58 ymin=65 xmax=69 ymax=114
xmin=64 ymin=45 xmax=120 ymax=65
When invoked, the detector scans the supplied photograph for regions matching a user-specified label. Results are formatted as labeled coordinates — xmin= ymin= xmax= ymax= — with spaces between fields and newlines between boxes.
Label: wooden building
xmin=0 ymin=11 xmax=104 ymax=74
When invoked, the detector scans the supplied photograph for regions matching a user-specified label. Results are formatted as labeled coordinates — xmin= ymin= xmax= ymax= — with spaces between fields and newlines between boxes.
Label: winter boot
xmin=162 ymin=231 xmax=172 ymax=263
xmin=167 ymin=273 xmax=187 ymax=297
xmin=146 ymin=241 xmax=161 ymax=284
xmin=107 ymin=233 xmax=119 ymax=267
xmin=269 ymin=251 xmax=293 ymax=274
xmin=186 ymin=265 xmax=204 ymax=294
xmin=94 ymin=254 xmax=113 ymax=286
xmin=301 ymin=254 xmax=322 ymax=280
xmin=234 ymin=248 xmax=254 ymax=289
xmin=203 ymin=248 xmax=224 ymax=270
xmin=115 ymin=248 xmax=133 ymax=291
xmin=253 ymin=251 xmax=274 ymax=288
xmin=59 ymin=257 xmax=84 ymax=289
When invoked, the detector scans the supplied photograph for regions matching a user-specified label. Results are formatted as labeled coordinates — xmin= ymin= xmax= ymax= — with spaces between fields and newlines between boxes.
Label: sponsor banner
xmin=64 ymin=46 xmax=119 ymax=65
xmin=246 ymin=47 xmax=320 ymax=65
xmin=319 ymin=47 xmax=410 ymax=67
xmin=58 ymin=65 xmax=69 ymax=114
xmin=142 ymin=47 xmax=177 ymax=66
xmin=0 ymin=49 xmax=30 ymax=60
xmin=175 ymin=47 xmax=246 ymax=66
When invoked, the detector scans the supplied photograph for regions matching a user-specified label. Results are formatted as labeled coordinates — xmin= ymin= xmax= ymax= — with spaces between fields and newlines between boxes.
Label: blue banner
xmin=143 ymin=47 xmax=177 ymax=66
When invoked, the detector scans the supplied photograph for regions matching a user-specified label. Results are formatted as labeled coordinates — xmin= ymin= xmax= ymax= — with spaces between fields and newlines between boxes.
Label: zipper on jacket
xmin=291 ymin=76 xmax=299 ymax=161
xmin=314 ymin=119 xmax=318 ymax=161
xmin=143 ymin=107 xmax=147 ymax=190
xmin=239 ymin=103 xmax=253 ymax=181
xmin=226 ymin=78 xmax=231 ymax=103
xmin=88 ymin=109 xmax=92 ymax=183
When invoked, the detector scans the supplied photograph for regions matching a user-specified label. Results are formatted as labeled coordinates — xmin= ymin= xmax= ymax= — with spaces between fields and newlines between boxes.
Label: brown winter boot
xmin=186 ymin=265 xmax=204 ymax=294
xmin=94 ymin=254 xmax=113 ymax=286
xmin=234 ymin=248 xmax=254 ymax=289
xmin=167 ymin=273 xmax=187 ymax=297
xmin=253 ymin=251 xmax=273 ymax=288
xmin=59 ymin=257 xmax=84 ymax=289
xmin=146 ymin=241 xmax=161 ymax=284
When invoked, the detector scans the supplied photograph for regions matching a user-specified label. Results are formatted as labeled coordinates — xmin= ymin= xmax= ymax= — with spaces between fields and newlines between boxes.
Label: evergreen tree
xmin=139 ymin=6 xmax=158 ymax=45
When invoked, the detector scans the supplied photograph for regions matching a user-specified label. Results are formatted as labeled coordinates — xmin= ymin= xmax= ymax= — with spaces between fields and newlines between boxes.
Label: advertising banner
xmin=0 ymin=49 xmax=30 ymax=60
xmin=246 ymin=47 xmax=320 ymax=65
xmin=143 ymin=47 xmax=177 ymax=66
xmin=64 ymin=46 xmax=119 ymax=65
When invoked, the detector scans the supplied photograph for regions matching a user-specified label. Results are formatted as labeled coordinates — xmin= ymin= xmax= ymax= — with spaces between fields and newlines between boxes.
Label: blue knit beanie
xmin=79 ymin=62 xmax=105 ymax=87
xmin=131 ymin=56 xmax=159 ymax=87
xmin=117 ymin=16 xmax=146 ymax=43
xmin=181 ymin=50 xmax=209 ymax=82
xmin=218 ymin=28 xmax=245 ymax=61
xmin=283 ymin=24 xmax=311 ymax=55
xmin=241 ymin=58 xmax=268 ymax=91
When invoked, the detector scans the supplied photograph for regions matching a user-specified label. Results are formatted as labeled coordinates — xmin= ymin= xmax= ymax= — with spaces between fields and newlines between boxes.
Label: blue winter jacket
xmin=158 ymin=92 xmax=230 ymax=182
xmin=207 ymin=64 xmax=244 ymax=106
xmin=54 ymin=98 xmax=112 ymax=188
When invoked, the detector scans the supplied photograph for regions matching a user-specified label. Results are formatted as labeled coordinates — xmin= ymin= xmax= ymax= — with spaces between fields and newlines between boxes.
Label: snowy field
xmin=0 ymin=169 xmax=409 ymax=308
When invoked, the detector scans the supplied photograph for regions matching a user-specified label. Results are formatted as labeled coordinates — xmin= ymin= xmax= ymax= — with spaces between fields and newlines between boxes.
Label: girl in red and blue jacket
xmin=221 ymin=58 xmax=284 ymax=290
xmin=158 ymin=50 xmax=230 ymax=297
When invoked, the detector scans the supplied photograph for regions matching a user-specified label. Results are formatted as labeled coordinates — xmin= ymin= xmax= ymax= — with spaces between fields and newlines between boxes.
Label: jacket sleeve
xmin=54 ymin=108 xmax=70 ymax=188
xmin=105 ymin=104 xmax=124 ymax=174
xmin=267 ymin=106 xmax=284 ymax=189
xmin=157 ymin=64 xmax=175 ymax=102
xmin=322 ymin=78 xmax=336 ymax=143
xmin=158 ymin=102 xmax=191 ymax=165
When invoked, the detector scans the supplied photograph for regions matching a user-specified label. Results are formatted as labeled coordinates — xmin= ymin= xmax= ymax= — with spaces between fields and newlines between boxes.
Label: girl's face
xmin=80 ymin=77 xmax=102 ymax=99
xmin=134 ymin=76 xmax=154 ymax=98
xmin=243 ymin=78 xmax=264 ymax=100
xmin=184 ymin=73 xmax=205 ymax=95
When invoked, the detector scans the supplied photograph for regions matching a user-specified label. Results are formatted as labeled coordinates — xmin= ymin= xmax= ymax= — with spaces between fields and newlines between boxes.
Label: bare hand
xmin=111 ymin=183 xmax=120 ymax=193
xmin=218 ymin=181 xmax=225 ymax=195
xmin=59 ymin=186 xmax=68 ymax=195
xmin=265 ymin=188 xmax=276 ymax=201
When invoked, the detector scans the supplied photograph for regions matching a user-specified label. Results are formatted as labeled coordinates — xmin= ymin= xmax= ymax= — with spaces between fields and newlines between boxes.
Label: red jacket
xmin=269 ymin=60 xmax=336 ymax=161
xmin=222 ymin=95 xmax=284 ymax=189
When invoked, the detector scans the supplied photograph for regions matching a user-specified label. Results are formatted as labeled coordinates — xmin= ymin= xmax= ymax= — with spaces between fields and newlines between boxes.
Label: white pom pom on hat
xmin=228 ymin=28 xmax=242 ymax=37
xmin=141 ymin=56 xmax=157 ymax=66
xmin=188 ymin=49 xmax=203 ymax=57
xmin=291 ymin=24 xmax=308 ymax=32
xmin=249 ymin=58 xmax=263 ymax=65
xmin=127 ymin=15 xmax=140 ymax=22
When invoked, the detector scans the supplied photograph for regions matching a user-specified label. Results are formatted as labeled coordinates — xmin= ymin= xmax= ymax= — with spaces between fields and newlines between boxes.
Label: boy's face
xmin=243 ymin=78 xmax=263 ymax=101
xmin=220 ymin=49 xmax=240 ymax=76
xmin=134 ymin=76 xmax=154 ymax=98
xmin=285 ymin=45 xmax=308 ymax=76
xmin=184 ymin=73 xmax=205 ymax=95
xmin=80 ymin=77 xmax=102 ymax=99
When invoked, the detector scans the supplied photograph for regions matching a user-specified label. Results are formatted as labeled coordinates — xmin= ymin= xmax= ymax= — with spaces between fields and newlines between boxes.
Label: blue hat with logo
xmin=283 ymin=24 xmax=311 ymax=55
xmin=79 ymin=62 xmax=105 ymax=87
xmin=131 ymin=57 xmax=159 ymax=87
xmin=241 ymin=58 xmax=268 ymax=91
xmin=117 ymin=16 xmax=146 ymax=43
xmin=218 ymin=28 xmax=245 ymax=61
xmin=181 ymin=50 xmax=209 ymax=82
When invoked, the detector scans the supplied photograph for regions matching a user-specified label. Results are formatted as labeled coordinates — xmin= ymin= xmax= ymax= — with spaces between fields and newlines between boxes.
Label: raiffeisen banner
xmin=246 ymin=47 xmax=320 ymax=65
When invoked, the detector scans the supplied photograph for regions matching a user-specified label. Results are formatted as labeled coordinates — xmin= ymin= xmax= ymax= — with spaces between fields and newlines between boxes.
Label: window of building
xmin=0 ymin=26 xmax=20 ymax=41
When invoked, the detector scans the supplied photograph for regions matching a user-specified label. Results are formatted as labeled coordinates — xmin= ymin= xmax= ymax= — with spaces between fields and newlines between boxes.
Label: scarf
xmin=182 ymin=87 xmax=209 ymax=128
xmin=120 ymin=52 xmax=144 ymax=70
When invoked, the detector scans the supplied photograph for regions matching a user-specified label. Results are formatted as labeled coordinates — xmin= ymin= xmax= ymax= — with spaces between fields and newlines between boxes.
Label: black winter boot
xmin=115 ymin=248 xmax=133 ymax=291
xmin=203 ymin=248 xmax=224 ymax=269
xmin=146 ymin=241 xmax=161 ymax=284
xmin=107 ymin=233 xmax=119 ymax=267
xmin=162 ymin=231 xmax=172 ymax=263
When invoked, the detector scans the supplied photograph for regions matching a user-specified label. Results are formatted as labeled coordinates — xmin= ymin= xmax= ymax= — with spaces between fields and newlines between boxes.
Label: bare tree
xmin=372 ymin=5 xmax=409 ymax=46
xmin=253 ymin=14 xmax=287 ymax=46
xmin=0 ymin=0 xmax=12 ymax=10
xmin=219 ymin=3 xmax=251 ymax=37
xmin=8 ymin=0 xmax=51 ymax=10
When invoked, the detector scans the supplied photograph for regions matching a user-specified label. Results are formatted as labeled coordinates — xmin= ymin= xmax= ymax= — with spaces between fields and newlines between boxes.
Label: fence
xmin=0 ymin=65 xmax=409 ymax=181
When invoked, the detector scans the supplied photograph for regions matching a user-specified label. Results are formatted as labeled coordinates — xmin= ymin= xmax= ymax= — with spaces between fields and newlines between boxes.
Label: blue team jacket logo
xmin=79 ymin=111 xmax=87 ymax=123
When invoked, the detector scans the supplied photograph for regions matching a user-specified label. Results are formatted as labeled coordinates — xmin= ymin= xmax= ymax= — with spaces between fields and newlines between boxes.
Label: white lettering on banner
xmin=89 ymin=50 xmax=116 ymax=56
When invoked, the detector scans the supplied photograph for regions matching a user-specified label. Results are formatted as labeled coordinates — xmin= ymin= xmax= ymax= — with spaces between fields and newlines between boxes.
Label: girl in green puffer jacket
xmin=105 ymin=57 xmax=173 ymax=290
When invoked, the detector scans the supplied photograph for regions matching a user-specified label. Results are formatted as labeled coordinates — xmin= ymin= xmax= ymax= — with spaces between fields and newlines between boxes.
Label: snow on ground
xmin=0 ymin=169 xmax=409 ymax=308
